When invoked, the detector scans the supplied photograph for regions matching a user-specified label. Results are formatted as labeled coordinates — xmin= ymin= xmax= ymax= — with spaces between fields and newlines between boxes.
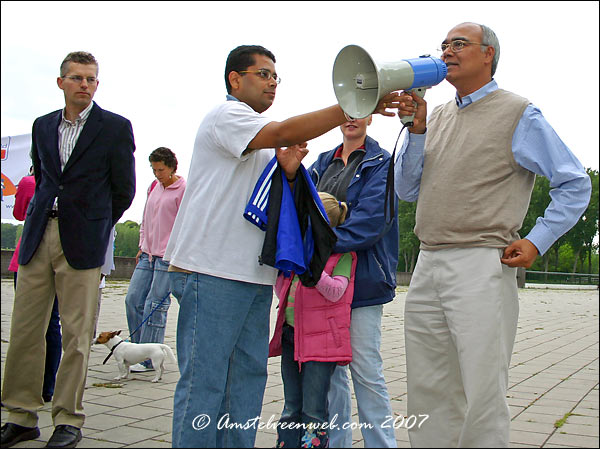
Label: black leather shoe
xmin=1 ymin=422 xmax=40 ymax=447
xmin=45 ymin=425 xmax=82 ymax=448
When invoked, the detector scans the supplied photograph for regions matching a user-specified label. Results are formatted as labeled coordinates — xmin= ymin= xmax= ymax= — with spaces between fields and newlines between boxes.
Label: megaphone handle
xmin=400 ymin=87 xmax=428 ymax=126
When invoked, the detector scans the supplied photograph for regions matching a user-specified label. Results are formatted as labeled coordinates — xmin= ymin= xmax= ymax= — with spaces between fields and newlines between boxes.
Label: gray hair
xmin=479 ymin=24 xmax=500 ymax=77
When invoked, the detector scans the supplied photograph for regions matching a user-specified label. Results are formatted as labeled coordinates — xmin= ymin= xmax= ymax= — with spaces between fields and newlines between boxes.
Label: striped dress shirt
xmin=58 ymin=100 xmax=94 ymax=171
xmin=53 ymin=101 xmax=94 ymax=209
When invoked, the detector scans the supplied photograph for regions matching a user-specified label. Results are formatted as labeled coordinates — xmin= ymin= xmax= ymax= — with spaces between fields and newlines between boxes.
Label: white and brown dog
xmin=93 ymin=330 xmax=177 ymax=383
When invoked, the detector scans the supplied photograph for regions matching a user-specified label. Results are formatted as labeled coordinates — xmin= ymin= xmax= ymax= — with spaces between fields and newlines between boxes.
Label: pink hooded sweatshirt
xmin=268 ymin=252 xmax=357 ymax=365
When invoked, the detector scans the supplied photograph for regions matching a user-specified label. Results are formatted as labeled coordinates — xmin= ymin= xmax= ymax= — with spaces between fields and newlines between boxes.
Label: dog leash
xmin=102 ymin=293 xmax=171 ymax=365
xmin=102 ymin=340 xmax=124 ymax=365
xmin=125 ymin=292 xmax=171 ymax=343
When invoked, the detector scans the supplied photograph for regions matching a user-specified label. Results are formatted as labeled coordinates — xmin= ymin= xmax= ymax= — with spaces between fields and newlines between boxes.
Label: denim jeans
xmin=277 ymin=325 xmax=336 ymax=448
xmin=327 ymin=305 xmax=397 ymax=448
xmin=43 ymin=297 xmax=62 ymax=399
xmin=125 ymin=253 xmax=172 ymax=350
xmin=169 ymin=271 xmax=273 ymax=448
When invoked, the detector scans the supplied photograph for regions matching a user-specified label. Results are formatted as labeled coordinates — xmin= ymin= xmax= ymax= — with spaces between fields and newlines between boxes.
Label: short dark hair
xmin=224 ymin=45 xmax=276 ymax=94
xmin=149 ymin=147 xmax=178 ymax=172
xmin=60 ymin=51 xmax=98 ymax=77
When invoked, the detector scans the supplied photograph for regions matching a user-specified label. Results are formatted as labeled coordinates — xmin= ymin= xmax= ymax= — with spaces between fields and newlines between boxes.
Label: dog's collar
xmin=103 ymin=340 xmax=124 ymax=365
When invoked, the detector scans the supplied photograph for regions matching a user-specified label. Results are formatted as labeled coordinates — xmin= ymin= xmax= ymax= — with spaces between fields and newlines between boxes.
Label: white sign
xmin=1 ymin=134 xmax=32 ymax=220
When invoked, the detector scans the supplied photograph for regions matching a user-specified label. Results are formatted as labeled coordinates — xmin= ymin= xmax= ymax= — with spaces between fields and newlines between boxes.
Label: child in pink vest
xmin=269 ymin=192 xmax=358 ymax=448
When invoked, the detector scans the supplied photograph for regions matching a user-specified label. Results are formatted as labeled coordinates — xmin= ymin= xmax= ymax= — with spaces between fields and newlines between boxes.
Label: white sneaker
xmin=129 ymin=363 xmax=154 ymax=372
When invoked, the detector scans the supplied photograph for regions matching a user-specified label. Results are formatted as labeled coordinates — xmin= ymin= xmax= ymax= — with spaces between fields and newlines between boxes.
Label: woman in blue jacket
xmin=309 ymin=115 xmax=399 ymax=448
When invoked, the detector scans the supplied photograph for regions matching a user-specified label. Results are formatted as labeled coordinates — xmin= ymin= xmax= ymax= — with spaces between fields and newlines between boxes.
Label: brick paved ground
xmin=2 ymin=278 xmax=598 ymax=447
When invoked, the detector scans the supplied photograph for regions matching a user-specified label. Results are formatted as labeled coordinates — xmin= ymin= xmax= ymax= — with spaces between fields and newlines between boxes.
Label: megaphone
xmin=333 ymin=45 xmax=447 ymax=123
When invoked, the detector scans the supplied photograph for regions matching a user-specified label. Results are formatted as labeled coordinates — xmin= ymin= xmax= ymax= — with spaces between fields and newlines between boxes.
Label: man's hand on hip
xmin=501 ymin=239 xmax=539 ymax=268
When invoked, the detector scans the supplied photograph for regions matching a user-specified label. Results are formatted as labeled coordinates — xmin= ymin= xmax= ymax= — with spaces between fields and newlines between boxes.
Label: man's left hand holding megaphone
xmin=378 ymin=91 xmax=428 ymax=134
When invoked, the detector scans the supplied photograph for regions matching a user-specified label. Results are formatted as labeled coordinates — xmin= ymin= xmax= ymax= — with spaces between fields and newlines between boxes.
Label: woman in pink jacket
xmin=125 ymin=147 xmax=186 ymax=372
xmin=269 ymin=192 xmax=357 ymax=448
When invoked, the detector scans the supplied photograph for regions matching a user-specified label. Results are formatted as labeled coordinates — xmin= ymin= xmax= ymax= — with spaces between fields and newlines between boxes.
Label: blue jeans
xmin=327 ymin=305 xmax=397 ymax=448
xmin=277 ymin=325 xmax=335 ymax=448
xmin=169 ymin=271 xmax=273 ymax=448
xmin=125 ymin=253 xmax=172 ymax=351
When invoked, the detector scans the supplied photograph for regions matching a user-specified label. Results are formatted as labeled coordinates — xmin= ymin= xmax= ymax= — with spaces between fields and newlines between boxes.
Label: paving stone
xmin=77 ymin=438 xmax=122 ymax=448
xmin=509 ymin=429 xmax=549 ymax=446
xmin=566 ymin=414 xmax=600 ymax=426
xmin=105 ymin=405 xmax=169 ymax=420
xmin=85 ymin=393 xmax=147 ymax=408
xmin=559 ymin=423 xmax=599 ymax=437
xmin=546 ymin=432 xmax=600 ymax=447
xmin=1 ymin=280 xmax=597 ymax=448
xmin=515 ymin=411 xmax=570 ymax=425
xmin=122 ymin=439 xmax=171 ymax=448
xmin=83 ymin=413 xmax=139 ymax=431
xmin=510 ymin=419 xmax=556 ymax=434
xmin=85 ymin=426 xmax=164 ymax=445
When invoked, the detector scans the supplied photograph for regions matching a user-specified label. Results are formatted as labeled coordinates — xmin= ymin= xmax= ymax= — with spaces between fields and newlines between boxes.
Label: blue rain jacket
xmin=309 ymin=135 xmax=399 ymax=308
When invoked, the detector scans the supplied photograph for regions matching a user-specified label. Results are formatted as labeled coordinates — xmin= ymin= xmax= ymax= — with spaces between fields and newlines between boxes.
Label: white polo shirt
xmin=164 ymin=99 xmax=277 ymax=285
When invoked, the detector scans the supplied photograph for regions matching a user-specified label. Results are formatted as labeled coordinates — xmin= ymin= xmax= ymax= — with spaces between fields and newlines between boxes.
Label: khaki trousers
xmin=404 ymin=247 xmax=519 ymax=448
xmin=1 ymin=218 xmax=101 ymax=428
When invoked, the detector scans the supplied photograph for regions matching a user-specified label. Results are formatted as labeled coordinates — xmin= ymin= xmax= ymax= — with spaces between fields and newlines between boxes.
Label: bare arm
xmin=248 ymin=105 xmax=347 ymax=150
xmin=248 ymin=93 xmax=410 ymax=150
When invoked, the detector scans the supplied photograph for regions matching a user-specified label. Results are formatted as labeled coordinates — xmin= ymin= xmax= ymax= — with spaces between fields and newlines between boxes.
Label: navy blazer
xmin=19 ymin=102 xmax=136 ymax=270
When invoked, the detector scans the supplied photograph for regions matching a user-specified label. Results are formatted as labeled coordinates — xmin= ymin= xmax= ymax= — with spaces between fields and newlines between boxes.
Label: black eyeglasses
xmin=62 ymin=75 xmax=98 ymax=85
xmin=238 ymin=69 xmax=281 ymax=84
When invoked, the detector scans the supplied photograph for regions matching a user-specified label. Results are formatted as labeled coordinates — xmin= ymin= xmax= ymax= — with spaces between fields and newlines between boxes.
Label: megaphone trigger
xmin=400 ymin=86 xmax=428 ymax=127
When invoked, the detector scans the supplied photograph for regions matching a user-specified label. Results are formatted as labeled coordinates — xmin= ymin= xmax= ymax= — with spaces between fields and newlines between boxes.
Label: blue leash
xmin=125 ymin=292 xmax=171 ymax=342
xmin=103 ymin=293 xmax=171 ymax=365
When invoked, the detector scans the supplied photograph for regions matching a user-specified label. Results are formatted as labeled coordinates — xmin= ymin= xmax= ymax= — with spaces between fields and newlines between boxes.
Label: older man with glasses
xmin=394 ymin=22 xmax=591 ymax=447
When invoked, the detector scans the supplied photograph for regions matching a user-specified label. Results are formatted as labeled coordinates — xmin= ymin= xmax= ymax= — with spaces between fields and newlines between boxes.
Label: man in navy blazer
xmin=1 ymin=51 xmax=135 ymax=449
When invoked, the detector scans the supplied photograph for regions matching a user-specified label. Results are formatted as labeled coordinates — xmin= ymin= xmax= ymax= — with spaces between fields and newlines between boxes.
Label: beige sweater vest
xmin=415 ymin=89 xmax=534 ymax=250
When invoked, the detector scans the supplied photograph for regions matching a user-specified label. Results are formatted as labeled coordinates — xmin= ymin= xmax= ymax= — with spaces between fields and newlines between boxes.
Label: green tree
xmin=521 ymin=175 xmax=551 ymax=272
xmin=564 ymin=211 xmax=588 ymax=273
xmin=1 ymin=223 xmax=18 ymax=249
xmin=559 ymin=168 xmax=598 ymax=273
xmin=580 ymin=169 xmax=599 ymax=273
xmin=397 ymin=200 xmax=420 ymax=273
xmin=15 ymin=224 xmax=23 ymax=242
xmin=114 ymin=220 xmax=140 ymax=257
xmin=522 ymin=169 xmax=599 ymax=274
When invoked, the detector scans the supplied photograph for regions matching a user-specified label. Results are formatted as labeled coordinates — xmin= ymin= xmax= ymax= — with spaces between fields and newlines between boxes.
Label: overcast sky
xmin=2 ymin=1 xmax=598 ymax=225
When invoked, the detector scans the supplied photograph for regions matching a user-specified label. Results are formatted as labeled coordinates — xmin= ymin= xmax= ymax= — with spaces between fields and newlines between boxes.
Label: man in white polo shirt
xmin=164 ymin=45 xmax=402 ymax=448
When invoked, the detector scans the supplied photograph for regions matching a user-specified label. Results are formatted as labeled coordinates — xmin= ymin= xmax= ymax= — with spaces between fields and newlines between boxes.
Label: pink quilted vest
xmin=268 ymin=252 xmax=357 ymax=365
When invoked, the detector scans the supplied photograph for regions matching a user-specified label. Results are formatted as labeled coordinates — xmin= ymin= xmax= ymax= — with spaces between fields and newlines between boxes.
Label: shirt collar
xmin=61 ymin=100 xmax=94 ymax=124
xmin=226 ymin=94 xmax=240 ymax=102
xmin=455 ymin=79 xmax=498 ymax=109
xmin=333 ymin=144 xmax=366 ymax=160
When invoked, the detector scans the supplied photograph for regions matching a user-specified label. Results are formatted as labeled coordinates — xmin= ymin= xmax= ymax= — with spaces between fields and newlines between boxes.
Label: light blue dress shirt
xmin=394 ymin=80 xmax=591 ymax=255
